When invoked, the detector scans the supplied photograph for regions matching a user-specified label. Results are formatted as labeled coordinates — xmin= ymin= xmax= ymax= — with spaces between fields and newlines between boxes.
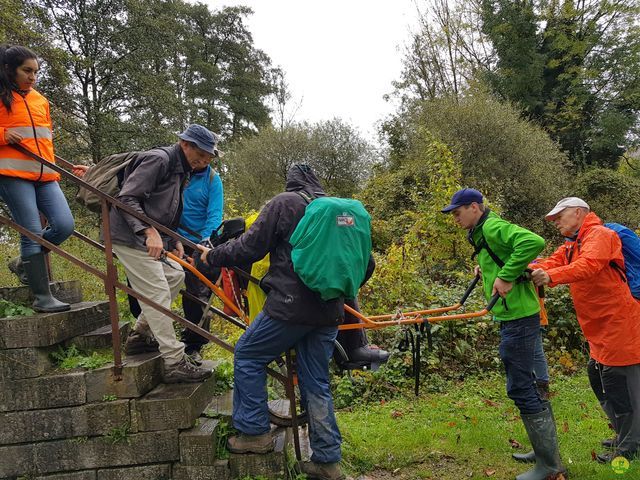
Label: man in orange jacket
xmin=531 ymin=197 xmax=640 ymax=463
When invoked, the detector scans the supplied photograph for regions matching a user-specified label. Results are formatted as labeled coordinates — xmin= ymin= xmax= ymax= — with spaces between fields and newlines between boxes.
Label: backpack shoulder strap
xmin=471 ymin=227 xmax=506 ymax=268
xmin=295 ymin=190 xmax=314 ymax=204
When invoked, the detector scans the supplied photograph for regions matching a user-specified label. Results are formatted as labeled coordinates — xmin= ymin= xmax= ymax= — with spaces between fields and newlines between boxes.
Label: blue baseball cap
xmin=441 ymin=188 xmax=484 ymax=213
xmin=178 ymin=124 xmax=222 ymax=157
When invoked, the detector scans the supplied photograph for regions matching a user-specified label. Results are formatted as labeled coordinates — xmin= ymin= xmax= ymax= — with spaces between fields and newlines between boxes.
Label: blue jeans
xmin=0 ymin=176 xmax=74 ymax=257
xmin=532 ymin=328 xmax=549 ymax=382
xmin=499 ymin=314 xmax=545 ymax=415
xmin=233 ymin=312 xmax=342 ymax=463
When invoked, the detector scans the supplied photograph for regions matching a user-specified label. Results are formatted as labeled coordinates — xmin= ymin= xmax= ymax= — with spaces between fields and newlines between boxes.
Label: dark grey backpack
xmin=75 ymin=151 xmax=139 ymax=213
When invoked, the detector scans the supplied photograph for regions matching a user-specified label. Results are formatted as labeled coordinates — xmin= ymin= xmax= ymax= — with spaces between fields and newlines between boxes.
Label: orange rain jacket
xmin=0 ymin=89 xmax=58 ymax=182
xmin=536 ymin=212 xmax=640 ymax=366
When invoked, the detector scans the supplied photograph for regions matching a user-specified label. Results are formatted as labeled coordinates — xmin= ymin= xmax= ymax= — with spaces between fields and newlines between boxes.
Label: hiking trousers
xmin=113 ymin=243 xmax=185 ymax=365
xmin=233 ymin=311 xmax=342 ymax=463
xmin=499 ymin=313 xmax=545 ymax=415
xmin=588 ymin=359 xmax=640 ymax=457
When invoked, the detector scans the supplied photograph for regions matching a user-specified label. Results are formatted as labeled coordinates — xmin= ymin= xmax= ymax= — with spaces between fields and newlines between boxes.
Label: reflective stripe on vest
xmin=5 ymin=126 xmax=53 ymax=140
xmin=0 ymin=158 xmax=56 ymax=175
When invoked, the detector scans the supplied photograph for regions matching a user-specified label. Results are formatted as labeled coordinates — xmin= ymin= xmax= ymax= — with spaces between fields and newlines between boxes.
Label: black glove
xmin=193 ymin=242 xmax=220 ymax=282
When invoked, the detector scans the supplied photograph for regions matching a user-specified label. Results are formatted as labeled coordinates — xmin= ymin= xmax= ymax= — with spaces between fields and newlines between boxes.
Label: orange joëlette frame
xmin=168 ymin=251 xmax=498 ymax=331
xmin=165 ymin=251 xmax=250 ymax=324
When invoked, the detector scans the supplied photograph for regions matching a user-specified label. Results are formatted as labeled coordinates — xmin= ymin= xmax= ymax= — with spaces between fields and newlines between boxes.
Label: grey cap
xmin=178 ymin=124 xmax=222 ymax=157
xmin=545 ymin=197 xmax=590 ymax=219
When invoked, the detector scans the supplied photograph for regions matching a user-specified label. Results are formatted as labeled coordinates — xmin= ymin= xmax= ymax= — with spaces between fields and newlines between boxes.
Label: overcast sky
xmin=203 ymin=0 xmax=421 ymax=140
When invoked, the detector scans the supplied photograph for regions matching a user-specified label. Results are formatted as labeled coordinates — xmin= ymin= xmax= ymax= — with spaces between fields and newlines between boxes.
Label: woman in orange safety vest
xmin=0 ymin=45 xmax=73 ymax=312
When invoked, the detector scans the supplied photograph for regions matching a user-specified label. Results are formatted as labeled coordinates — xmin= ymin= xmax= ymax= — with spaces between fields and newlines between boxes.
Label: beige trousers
xmin=113 ymin=244 xmax=185 ymax=365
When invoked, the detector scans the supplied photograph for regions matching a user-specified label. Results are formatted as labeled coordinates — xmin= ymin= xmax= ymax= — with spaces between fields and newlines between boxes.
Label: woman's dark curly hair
xmin=0 ymin=44 xmax=38 ymax=112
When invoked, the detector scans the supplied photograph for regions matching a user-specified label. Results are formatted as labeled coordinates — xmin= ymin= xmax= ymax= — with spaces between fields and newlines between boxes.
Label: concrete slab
xmin=0 ymin=301 xmax=109 ymax=349
xmin=68 ymin=321 xmax=130 ymax=350
xmin=172 ymin=461 xmax=230 ymax=480
xmin=0 ymin=345 xmax=55 ymax=380
xmin=0 ymin=430 xmax=179 ymax=477
xmin=0 ymin=400 xmax=130 ymax=444
xmin=179 ymin=418 xmax=220 ymax=466
xmin=0 ymin=280 xmax=83 ymax=306
xmin=131 ymin=367 xmax=217 ymax=432
xmin=85 ymin=352 xmax=163 ymax=403
xmin=228 ymin=428 xmax=288 ymax=480
xmin=0 ymin=371 xmax=86 ymax=412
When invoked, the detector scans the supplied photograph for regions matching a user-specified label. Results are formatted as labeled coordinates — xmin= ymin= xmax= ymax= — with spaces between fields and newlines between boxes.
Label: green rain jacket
xmin=469 ymin=210 xmax=545 ymax=321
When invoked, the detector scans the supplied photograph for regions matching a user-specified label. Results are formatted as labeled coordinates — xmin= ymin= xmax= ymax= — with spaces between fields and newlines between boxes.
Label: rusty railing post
xmin=101 ymin=198 xmax=123 ymax=378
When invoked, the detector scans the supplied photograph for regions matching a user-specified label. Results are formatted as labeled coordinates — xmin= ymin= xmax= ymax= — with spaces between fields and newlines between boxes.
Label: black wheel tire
xmin=268 ymin=398 xmax=308 ymax=427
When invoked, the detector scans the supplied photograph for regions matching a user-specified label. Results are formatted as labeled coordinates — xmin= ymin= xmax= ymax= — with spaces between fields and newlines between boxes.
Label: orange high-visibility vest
xmin=0 ymin=89 xmax=59 ymax=182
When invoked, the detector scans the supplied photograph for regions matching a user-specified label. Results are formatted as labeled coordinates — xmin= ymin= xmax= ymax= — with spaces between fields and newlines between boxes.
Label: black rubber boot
xmin=512 ymin=401 xmax=553 ymax=464
xmin=516 ymin=407 xmax=567 ymax=480
xmin=22 ymin=252 xmax=70 ymax=313
xmin=512 ymin=449 xmax=536 ymax=464
xmin=8 ymin=256 xmax=28 ymax=285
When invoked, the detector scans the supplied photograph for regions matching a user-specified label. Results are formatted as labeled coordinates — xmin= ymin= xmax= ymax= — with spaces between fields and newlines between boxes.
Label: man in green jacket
xmin=442 ymin=188 xmax=565 ymax=480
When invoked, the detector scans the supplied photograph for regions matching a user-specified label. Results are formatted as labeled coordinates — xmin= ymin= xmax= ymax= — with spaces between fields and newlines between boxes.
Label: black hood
xmin=285 ymin=164 xmax=325 ymax=197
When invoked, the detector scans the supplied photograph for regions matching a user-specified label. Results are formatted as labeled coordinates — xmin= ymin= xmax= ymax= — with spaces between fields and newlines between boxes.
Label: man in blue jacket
xmin=177 ymin=148 xmax=224 ymax=362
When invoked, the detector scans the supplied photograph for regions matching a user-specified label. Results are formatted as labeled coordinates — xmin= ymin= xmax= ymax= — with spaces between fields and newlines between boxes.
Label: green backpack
xmin=76 ymin=151 xmax=139 ymax=213
xmin=289 ymin=195 xmax=372 ymax=301
xmin=76 ymin=148 xmax=174 ymax=213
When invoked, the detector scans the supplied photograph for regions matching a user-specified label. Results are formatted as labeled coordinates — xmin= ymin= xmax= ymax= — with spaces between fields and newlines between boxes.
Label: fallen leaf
xmin=380 ymin=399 xmax=386 ymax=405
xmin=562 ymin=420 xmax=569 ymax=433
xmin=447 ymin=421 xmax=457 ymax=427
xmin=509 ymin=438 xmax=522 ymax=449
xmin=483 ymin=468 xmax=496 ymax=476
xmin=483 ymin=399 xmax=499 ymax=407
xmin=591 ymin=450 xmax=597 ymax=461
xmin=391 ymin=410 xmax=403 ymax=419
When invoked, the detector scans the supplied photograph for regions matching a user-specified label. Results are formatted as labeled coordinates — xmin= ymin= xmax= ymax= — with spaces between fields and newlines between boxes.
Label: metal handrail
xmin=2 ymin=144 xmax=290 ymax=381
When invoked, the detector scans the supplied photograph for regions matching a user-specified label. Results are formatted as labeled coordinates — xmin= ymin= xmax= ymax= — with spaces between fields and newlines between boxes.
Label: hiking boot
xmin=227 ymin=432 xmax=274 ymax=454
xmin=163 ymin=355 xmax=212 ymax=384
xmin=8 ymin=256 xmax=28 ymax=285
xmin=186 ymin=350 xmax=203 ymax=366
xmin=124 ymin=330 xmax=159 ymax=355
xmin=601 ymin=437 xmax=618 ymax=449
xmin=596 ymin=449 xmax=637 ymax=464
xmin=349 ymin=345 xmax=390 ymax=364
xmin=300 ymin=461 xmax=346 ymax=480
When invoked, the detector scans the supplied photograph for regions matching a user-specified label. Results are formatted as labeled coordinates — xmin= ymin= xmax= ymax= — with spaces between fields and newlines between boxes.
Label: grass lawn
xmin=337 ymin=373 xmax=637 ymax=480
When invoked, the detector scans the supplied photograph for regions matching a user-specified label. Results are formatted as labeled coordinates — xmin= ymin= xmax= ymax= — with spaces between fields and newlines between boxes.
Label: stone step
xmin=0 ymin=399 xmax=130 ymax=444
xmin=0 ymin=301 xmax=110 ymax=349
xmin=172 ymin=461 xmax=230 ymax=480
xmin=0 ymin=345 xmax=55 ymax=381
xmin=131 ymin=362 xmax=218 ymax=432
xmin=228 ymin=427 xmax=288 ymax=480
xmin=288 ymin=425 xmax=312 ymax=462
xmin=67 ymin=321 xmax=130 ymax=350
xmin=203 ymin=389 xmax=233 ymax=420
xmin=0 ymin=430 xmax=179 ymax=478
xmin=85 ymin=352 xmax=163 ymax=403
xmin=0 ymin=371 xmax=86 ymax=412
xmin=32 ymin=464 xmax=174 ymax=480
xmin=179 ymin=418 xmax=220 ymax=466
xmin=0 ymin=279 xmax=83 ymax=306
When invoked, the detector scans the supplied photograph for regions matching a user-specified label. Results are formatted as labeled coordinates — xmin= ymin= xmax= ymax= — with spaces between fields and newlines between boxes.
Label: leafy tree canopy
xmin=223 ymin=119 xmax=375 ymax=211
xmin=1 ymin=0 xmax=277 ymax=162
